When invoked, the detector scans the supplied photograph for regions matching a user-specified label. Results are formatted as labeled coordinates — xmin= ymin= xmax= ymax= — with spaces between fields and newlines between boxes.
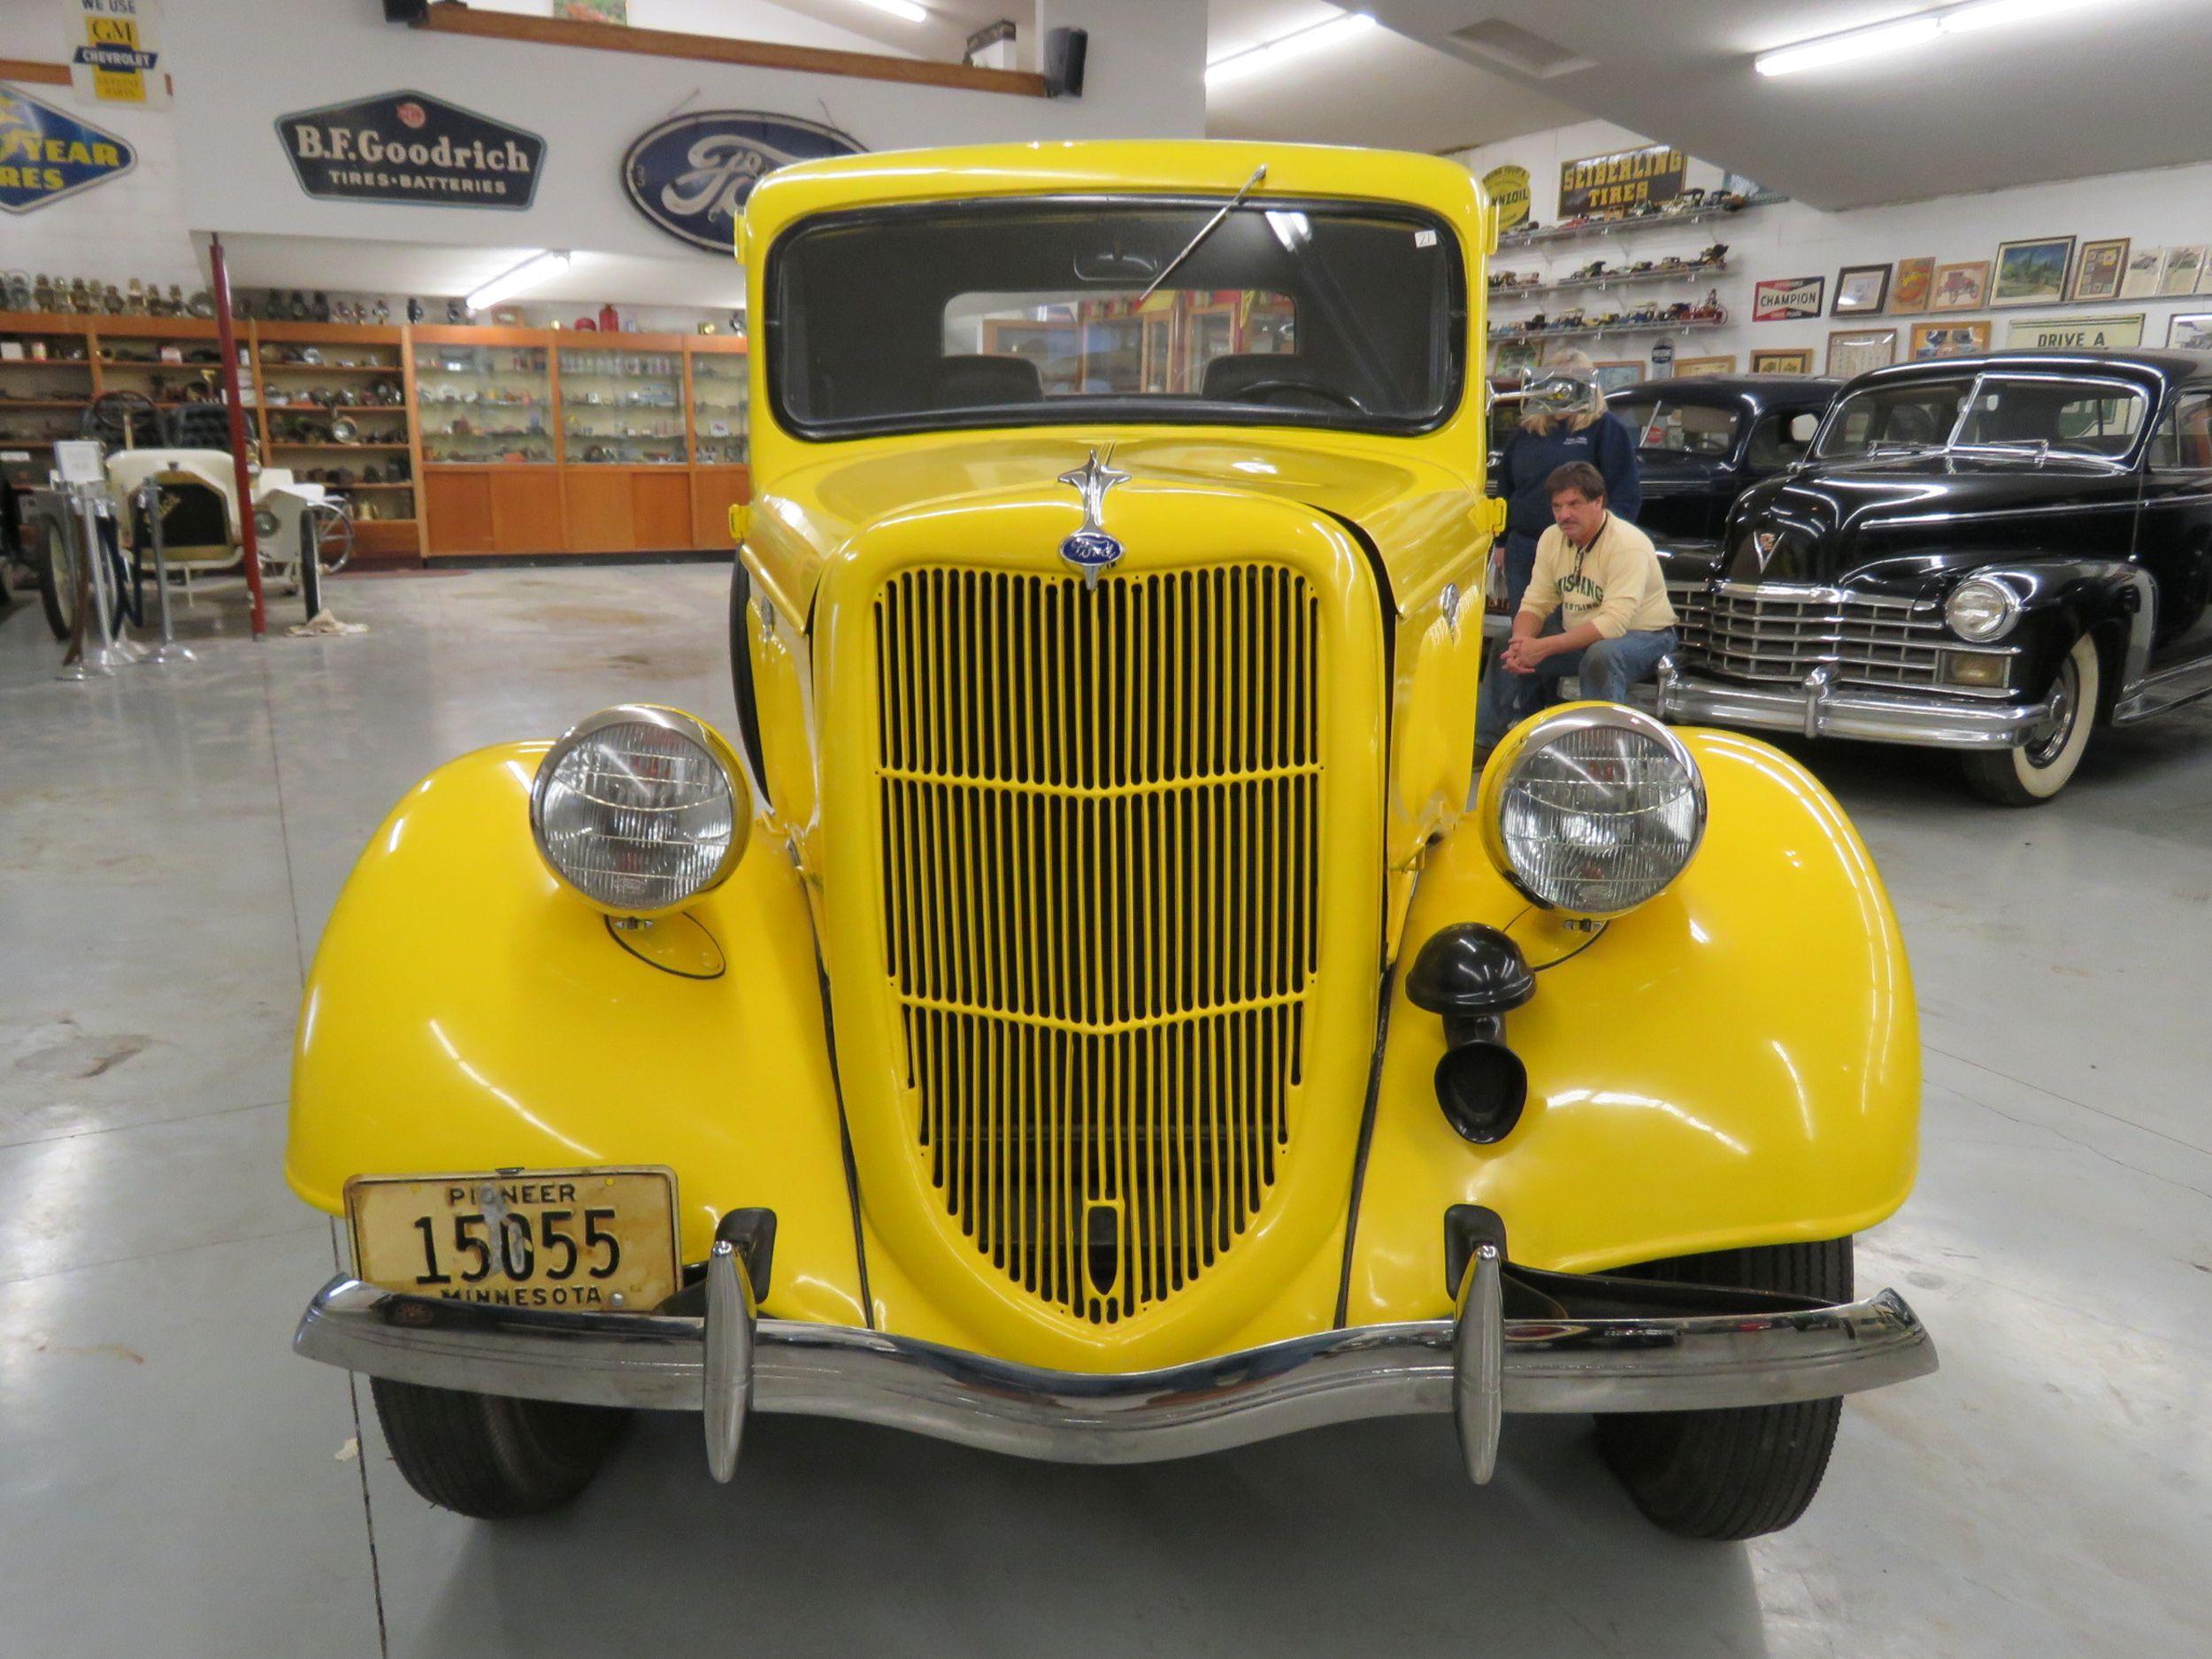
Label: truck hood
xmin=746 ymin=431 xmax=1480 ymax=617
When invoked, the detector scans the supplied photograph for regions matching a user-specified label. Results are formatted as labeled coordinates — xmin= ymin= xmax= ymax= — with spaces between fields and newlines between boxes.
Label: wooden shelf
xmin=266 ymin=441 xmax=411 ymax=451
xmin=257 ymin=362 xmax=405 ymax=374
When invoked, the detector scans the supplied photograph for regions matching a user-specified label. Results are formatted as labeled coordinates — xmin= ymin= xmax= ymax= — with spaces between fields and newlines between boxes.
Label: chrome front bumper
xmin=294 ymin=1247 xmax=1937 ymax=1485
xmin=1650 ymin=660 xmax=2053 ymax=750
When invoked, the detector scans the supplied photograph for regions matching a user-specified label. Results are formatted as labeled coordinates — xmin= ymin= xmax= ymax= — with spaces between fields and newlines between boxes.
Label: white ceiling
xmin=1364 ymin=0 xmax=2212 ymax=209
xmin=1202 ymin=0 xmax=1582 ymax=151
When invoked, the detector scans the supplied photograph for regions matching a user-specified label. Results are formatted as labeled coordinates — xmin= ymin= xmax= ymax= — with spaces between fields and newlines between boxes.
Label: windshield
xmin=1614 ymin=397 xmax=1739 ymax=459
xmin=768 ymin=197 xmax=1464 ymax=436
xmin=1817 ymin=373 xmax=2150 ymax=461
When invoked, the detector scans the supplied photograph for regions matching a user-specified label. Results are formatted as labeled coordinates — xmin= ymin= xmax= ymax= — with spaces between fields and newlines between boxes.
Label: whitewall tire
xmin=1961 ymin=632 xmax=2099 ymax=806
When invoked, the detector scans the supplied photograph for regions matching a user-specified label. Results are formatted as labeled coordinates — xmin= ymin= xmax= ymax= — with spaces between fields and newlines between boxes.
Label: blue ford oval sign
xmin=622 ymin=111 xmax=864 ymax=255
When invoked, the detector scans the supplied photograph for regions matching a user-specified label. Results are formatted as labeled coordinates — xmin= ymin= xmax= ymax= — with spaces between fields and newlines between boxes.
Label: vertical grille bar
xmin=874 ymin=565 xmax=1322 ymax=1323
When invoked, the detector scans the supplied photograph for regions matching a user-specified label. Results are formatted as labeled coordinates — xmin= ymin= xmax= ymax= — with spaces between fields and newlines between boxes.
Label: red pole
xmin=208 ymin=234 xmax=267 ymax=639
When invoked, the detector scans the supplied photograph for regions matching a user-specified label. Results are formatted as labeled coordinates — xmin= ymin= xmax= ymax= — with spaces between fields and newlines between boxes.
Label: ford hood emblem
xmin=1057 ymin=449 xmax=1129 ymax=588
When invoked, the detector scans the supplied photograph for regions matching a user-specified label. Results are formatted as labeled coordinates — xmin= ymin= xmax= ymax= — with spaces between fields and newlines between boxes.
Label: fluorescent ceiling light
xmin=1756 ymin=0 xmax=2113 ymax=77
xmin=1207 ymin=12 xmax=1377 ymax=88
xmin=465 ymin=250 xmax=572 ymax=313
xmin=853 ymin=0 xmax=928 ymax=22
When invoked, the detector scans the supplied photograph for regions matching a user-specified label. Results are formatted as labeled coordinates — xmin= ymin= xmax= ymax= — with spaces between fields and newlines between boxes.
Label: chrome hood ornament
xmin=1057 ymin=448 xmax=1129 ymax=588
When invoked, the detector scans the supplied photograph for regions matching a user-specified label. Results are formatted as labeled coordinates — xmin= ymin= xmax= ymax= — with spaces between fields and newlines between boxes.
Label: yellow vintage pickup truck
xmin=288 ymin=141 xmax=1934 ymax=1540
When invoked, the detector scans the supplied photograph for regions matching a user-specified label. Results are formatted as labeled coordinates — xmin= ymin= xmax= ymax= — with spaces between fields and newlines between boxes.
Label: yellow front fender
xmin=1344 ymin=727 xmax=1918 ymax=1324
xmin=286 ymin=744 xmax=868 ymax=1327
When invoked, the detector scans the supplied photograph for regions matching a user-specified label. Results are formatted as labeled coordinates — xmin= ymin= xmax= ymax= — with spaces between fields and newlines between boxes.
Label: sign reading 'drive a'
xmin=275 ymin=90 xmax=544 ymax=210
xmin=623 ymin=111 xmax=864 ymax=253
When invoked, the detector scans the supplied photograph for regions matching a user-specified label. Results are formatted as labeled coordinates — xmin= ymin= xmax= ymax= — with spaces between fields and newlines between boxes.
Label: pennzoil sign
xmin=0 ymin=85 xmax=135 ymax=214
xmin=275 ymin=90 xmax=544 ymax=210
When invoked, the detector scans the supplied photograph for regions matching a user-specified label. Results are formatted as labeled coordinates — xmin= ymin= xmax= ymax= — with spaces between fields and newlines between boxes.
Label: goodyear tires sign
xmin=0 ymin=85 xmax=135 ymax=214
xmin=622 ymin=111 xmax=864 ymax=253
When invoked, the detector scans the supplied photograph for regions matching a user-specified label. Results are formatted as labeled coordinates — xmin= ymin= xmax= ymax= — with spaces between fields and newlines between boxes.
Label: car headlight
xmin=1945 ymin=576 xmax=2019 ymax=642
xmin=529 ymin=705 xmax=751 ymax=917
xmin=1479 ymin=704 xmax=1705 ymax=919
xmin=254 ymin=507 xmax=281 ymax=537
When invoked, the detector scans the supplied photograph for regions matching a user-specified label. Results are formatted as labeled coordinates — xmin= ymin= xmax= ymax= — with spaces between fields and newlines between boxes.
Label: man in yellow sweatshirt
xmin=1476 ymin=460 xmax=1678 ymax=750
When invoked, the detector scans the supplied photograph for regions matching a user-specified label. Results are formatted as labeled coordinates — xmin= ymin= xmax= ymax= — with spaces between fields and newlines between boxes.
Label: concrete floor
xmin=1 ymin=563 xmax=2206 ymax=1658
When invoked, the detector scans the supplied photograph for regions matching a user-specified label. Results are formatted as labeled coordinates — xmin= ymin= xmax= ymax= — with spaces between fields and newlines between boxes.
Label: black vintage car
xmin=1609 ymin=374 xmax=1842 ymax=547
xmin=1655 ymin=350 xmax=2212 ymax=803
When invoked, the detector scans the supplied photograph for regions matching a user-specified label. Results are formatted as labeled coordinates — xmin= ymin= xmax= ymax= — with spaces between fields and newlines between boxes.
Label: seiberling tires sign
xmin=623 ymin=111 xmax=864 ymax=254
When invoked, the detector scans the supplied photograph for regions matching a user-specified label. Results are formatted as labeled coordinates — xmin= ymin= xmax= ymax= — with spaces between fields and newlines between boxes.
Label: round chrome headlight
xmin=1481 ymin=705 xmax=1705 ymax=919
xmin=1945 ymin=576 xmax=2019 ymax=642
xmin=529 ymin=705 xmax=751 ymax=916
xmin=254 ymin=507 xmax=281 ymax=538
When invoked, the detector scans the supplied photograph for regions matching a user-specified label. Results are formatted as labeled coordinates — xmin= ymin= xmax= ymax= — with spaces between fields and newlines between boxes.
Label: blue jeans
xmin=1478 ymin=617 xmax=1678 ymax=748
xmin=1500 ymin=533 xmax=1540 ymax=617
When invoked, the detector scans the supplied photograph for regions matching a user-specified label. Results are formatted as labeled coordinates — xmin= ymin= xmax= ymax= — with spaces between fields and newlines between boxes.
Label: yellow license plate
xmin=345 ymin=1167 xmax=680 ymax=1313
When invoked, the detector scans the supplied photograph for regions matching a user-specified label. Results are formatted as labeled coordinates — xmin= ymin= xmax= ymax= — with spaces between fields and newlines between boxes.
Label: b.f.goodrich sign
xmin=275 ymin=90 xmax=544 ymax=210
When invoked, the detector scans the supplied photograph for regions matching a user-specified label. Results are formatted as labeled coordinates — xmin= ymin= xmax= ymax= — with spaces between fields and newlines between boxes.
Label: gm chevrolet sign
xmin=0 ymin=85 xmax=136 ymax=215
xmin=623 ymin=111 xmax=863 ymax=253
xmin=276 ymin=90 xmax=544 ymax=210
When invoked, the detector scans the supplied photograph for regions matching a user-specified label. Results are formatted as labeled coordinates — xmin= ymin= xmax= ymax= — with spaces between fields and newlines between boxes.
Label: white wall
xmin=1452 ymin=119 xmax=2212 ymax=379
xmin=468 ymin=0 xmax=913 ymax=58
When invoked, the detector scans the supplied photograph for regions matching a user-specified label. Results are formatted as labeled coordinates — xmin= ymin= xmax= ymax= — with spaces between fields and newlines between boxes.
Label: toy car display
xmin=1655 ymin=349 xmax=2212 ymax=802
xmin=287 ymin=142 xmax=1937 ymax=1539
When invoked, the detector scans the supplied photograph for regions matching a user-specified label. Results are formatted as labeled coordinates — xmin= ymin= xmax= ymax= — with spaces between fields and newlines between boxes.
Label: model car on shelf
xmin=286 ymin=142 xmax=1936 ymax=1539
xmin=18 ymin=391 xmax=351 ymax=634
xmin=1654 ymin=349 xmax=2212 ymax=803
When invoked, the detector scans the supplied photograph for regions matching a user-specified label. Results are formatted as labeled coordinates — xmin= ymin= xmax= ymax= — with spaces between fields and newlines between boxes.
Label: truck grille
xmin=872 ymin=565 xmax=1322 ymax=1325
xmin=1671 ymin=580 xmax=1948 ymax=690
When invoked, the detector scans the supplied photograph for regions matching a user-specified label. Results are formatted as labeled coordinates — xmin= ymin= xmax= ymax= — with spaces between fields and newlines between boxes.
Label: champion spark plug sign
xmin=275 ymin=90 xmax=545 ymax=210
xmin=0 ymin=86 xmax=136 ymax=214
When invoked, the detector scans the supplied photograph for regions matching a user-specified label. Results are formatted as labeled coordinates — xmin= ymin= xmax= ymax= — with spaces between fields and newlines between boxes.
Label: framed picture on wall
xmin=2118 ymin=246 xmax=2165 ymax=299
xmin=2159 ymin=245 xmax=2208 ymax=296
xmin=1832 ymin=264 xmax=1892 ymax=315
xmin=2004 ymin=313 xmax=2144 ymax=349
xmin=1991 ymin=237 xmax=2075 ymax=306
xmin=2070 ymin=239 xmax=2130 ymax=303
xmin=1674 ymin=354 xmax=1738 ymax=376
xmin=1910 ymin=319 xmax=1993 ymax=359
xmin=1751 ymin=348 xmax=1814 ymax=374
xmin=1754 ymin=276 xmax=1826 ymax=320
xmin=1931 ymin=260 xmax=1991 ymax=311
xmin=2169 ymin=313 xmax=2212 ymax=351
xmin=1891 ymin=257 xmax=1936 ymax=314
xmin=1592 ymin=359 xmax=1645 ymax=394
xmin=1826 ymin=327 xmax=1898 ymax=377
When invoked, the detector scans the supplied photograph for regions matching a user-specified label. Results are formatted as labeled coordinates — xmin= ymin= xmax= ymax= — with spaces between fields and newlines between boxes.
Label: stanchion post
xmin=208 ymin=233 xmax=266 ymax=640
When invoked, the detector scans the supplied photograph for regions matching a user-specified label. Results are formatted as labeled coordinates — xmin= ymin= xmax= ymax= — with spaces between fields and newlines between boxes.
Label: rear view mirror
xmin=1788 ymin=412 xmax=1820 ymax=444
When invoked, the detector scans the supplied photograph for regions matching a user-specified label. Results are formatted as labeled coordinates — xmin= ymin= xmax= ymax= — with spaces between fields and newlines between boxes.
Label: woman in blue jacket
xmin=1494 ymin=349 xmax=1643 ymax=614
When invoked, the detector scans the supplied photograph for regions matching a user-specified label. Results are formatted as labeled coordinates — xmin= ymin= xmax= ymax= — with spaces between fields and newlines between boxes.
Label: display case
xmin=412 ymin=334 xmax=555 ymax=465
xmin=0 ymin=314 xmax=97 ymax=488
xmin=687 ymin=343 xmax=749 ymax=465
xmin=253 ymin=321 xmax=420 ymax=560
xmin=559 ymin=343 xmax=687 ymax=465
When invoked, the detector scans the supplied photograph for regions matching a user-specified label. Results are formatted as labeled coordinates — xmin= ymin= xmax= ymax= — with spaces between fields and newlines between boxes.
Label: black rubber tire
xmin=1594 ymin=1238 xmax=1851 ymax=1540
xmin=369 ymin=1377 xmax=629 ymax=1520
xmin=33 ymin=514 xmax=78 ymax=641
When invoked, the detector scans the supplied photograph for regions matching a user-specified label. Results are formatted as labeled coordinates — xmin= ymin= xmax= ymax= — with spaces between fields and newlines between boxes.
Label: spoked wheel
xmin=1960 ymin=633 xmax=2099 ymax=805
xmin=32 ymin=511 xmax=82 ymax=641
xmin=296 ymin=501 xmax=353 ymax=621
xmin=369 ymin=1378 xmax=629 ymax=1520
xmin=1595 ymin=1238 xmax=1853 ymax=1540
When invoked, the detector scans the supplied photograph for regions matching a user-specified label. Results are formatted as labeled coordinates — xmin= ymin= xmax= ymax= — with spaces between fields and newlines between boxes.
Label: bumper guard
xmin=295 ymin=1256 xmax=1937 ymax=1484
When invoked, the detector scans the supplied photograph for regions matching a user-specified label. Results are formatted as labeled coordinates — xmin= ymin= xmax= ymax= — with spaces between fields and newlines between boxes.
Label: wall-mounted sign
xmin=2005 ymin=312 xmax=2145 ymax=350
xmin=0 ymin=86 xmax=136 ymax=215
xmin=69 ymin=0 xmax=167 ymax=109
xmin=1559 ymin=142 xmax=1686 ymax=219
xmin=1481 ymin=163 xmax=1530 ymax=230
xmin=1754 ymin=275 xmax=1826 ymax=321
xmin=274 ymin=90 xmax=545 ymax=210
xmin=622 ymin=111 xmax=864 ymax=254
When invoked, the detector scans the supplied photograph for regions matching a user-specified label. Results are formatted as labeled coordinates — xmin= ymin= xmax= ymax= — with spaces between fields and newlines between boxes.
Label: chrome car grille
xmin=1670 ymin=580 xmax=1952 ymax=691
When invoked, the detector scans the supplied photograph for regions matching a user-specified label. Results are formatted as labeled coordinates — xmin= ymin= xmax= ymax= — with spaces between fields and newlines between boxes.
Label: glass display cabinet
xmin=688 ymin=348 xmax=749 ymax=465
xmin=557 ymin=345 xmax=687 ymax=465
xmin=412 ymin=339 xmax=555 ymax=465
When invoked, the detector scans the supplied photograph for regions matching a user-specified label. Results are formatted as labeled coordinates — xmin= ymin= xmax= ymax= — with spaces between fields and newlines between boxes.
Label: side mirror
xmin=1787 ymin=411 xmax=1820 ymax=445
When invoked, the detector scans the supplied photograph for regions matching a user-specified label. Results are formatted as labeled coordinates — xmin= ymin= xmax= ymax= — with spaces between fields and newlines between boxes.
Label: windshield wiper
xmin=1139 ymin=164 xmax=1267 ymax=303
